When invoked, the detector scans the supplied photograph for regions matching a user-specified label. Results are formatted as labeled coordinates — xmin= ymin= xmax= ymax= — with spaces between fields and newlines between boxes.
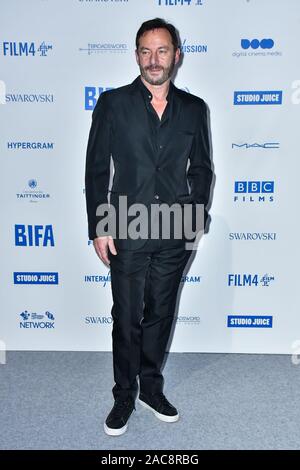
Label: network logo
xmin=85 ymin=86 xmax=114 ymax=110
xmin=228 ymin=273 xmax=275 ymax=287
xmin=16 ymin=179 xmax=51 ymax=203
xmin=234 ymin=91 xmax=282 ymax=105
xmin=19 ymin=310 xmax=55 ymax=329
xmin=232 ymin=142 xmax=280 ymax=150
xmin=14 ymin=224 xmax=55 ymax=246
xmin=2 ymin=42 xmax=53 ymax=57
xmin=234 ymin=181 xmax=274 ymax=202
xmin=227 ymin=315 xmax=273 ymax=328
xmin=241 ymin=39 xmax=274 ymax=50
xmin=13 ymin=272 xmax=59 ymax=284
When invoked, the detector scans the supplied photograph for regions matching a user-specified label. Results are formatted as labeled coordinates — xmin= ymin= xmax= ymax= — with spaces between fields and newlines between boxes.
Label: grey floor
xmin=0 ymin=351 xmax=299 ymax=450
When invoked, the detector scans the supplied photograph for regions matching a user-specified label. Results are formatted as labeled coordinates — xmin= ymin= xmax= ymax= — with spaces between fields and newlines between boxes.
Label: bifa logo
xmin=227 ymin=315 xmax=273 ymax=328
xmin=85 ymin=86 xmax=114 ymax=110
xmin=14 ymin=224 xmax=55 ymax=246
xmin=228 ymin=273 xmax=275 ymax=287
xmin=2 ymin=42 xmax=53 ymax=57
xmin=19 ymin=310 xmax=55 ymax=329
xmin=234 ymin=181 xmax=274 ymax=202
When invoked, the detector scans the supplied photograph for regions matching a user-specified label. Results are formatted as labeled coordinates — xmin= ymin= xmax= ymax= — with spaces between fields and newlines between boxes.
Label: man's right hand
xmin=93 ymin=236 xmax=117 ymax=266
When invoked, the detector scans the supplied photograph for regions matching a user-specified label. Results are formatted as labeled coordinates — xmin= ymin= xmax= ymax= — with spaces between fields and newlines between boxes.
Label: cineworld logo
xmin=5 ymin=93 xmax=54 ymax=104
xmin=2 ymin=41 xmax=53 ymax=57
xmin=7 ymin=142 xmax=54 ymax=150
xmin=232 ymin=142 xmax=280 ymax=150
xmin=158 ymin=0 xmax=204 ymax=5
xmin=16 ymin=179 xmax=50 ymax=203
xmin=234 ymin=181 xmax=274 ymax=202
xmin=84 ymin=273 xmax=111 ymax=287
xmin=227 ymin=315 xmax=273 ymax=328
xmin=13 ymin=272 xmax=59 ymax=284
xmin=229 ymin=232 xmax=277 ymax=241
xmin=228 ymin=274 xmax=275 ymax=287
xmin=19 ymin=310 xmax=55 ymax=329
xmin=234 ymin=91 xmax=282 ymax=105
xmin=15 ymin=224 xmax=55 ymax=247
xmin=85 ymin=316 xmax=113 ymax=325
xmin=180 ymin=39 xmax=208 ymax=54
xmin=85 ymin=86 xmax=114 ymax=110
xmin=176 ymin=316 xmax=201 ymax=324
xmin=241 ymin=39 xmax=274 ymax=50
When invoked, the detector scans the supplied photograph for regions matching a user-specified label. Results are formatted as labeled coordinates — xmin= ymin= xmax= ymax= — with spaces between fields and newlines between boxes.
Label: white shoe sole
xmin=138 ymin=398 xmax=179 ymax=422
xmin=103 ymin=422 xmax=128 ymax=436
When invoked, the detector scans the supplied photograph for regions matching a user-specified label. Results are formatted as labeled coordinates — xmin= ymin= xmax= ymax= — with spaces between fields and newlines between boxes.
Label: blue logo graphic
xmin=2 ymin=42 xmax=52 ymax=57
xmin=234 ymin=181 xmax=274 ymax=193
xmin=85 ymin=86 xmax=114 ymax=110
xmin=234 ymin=91 xmax=282 ymax=105
xmin=228 ymin=274 xmax=275 ymax=287
xmin=16 ymin=180 xmax=50 ymax=203
xmin=19 ymin=310 xmax=55 ymax=329
xmin=15 ymin=224 xmax=54 ymax=246
xmin=180 ymin=39 xmax=208 ymax=54
xmin=7 ymin=142 xmax=54 ymax=150
xmin=241 ymin=39 xmax=274 ymax=50
xmin=84 ymin=271 xmax=111 ymax=287
xmin=14 ymin=272 xmax=59 ymax=284
xmin=227 ymin=315 xmax=273 ymax=328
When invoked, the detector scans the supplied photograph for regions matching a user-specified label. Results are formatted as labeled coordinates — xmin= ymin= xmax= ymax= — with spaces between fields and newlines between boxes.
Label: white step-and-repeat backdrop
xmin=1 ymin=0 xmax=299 ymax=354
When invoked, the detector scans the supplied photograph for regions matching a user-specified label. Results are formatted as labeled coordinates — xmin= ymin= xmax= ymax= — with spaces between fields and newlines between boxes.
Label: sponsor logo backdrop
xmin=0 ymin=0 xmax=299 ymax=353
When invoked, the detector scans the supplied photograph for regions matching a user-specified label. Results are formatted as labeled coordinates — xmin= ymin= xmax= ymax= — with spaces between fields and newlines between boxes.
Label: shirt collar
xmin=137 ymin=75 xmax=174 ymax=103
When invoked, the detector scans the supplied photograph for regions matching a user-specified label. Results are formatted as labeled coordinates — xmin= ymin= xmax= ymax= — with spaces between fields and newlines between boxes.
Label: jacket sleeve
xmin=187 ymin=99 xmax=213 ymax=225
xmin=85 ymin=92 xmax=112 ymax=240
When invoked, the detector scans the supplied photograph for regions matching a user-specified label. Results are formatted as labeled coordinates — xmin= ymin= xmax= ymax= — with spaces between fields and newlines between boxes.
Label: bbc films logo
xmin=234 ymin=91 xmax=282 ymax=105
xmin=234 ymin=181 xmax=274 ymax=202
xmin=233 ymin=38 xmax=282 ymax=58
xmin=1 ymin=41 xmax=53 ymax=57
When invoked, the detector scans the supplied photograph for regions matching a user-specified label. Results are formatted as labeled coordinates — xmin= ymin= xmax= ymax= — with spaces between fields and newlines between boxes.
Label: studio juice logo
xmin=234 ymin=91 xmax=282 ymax=105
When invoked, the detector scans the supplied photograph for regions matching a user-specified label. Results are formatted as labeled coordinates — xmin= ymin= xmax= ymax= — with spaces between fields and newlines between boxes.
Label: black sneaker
xmin=138 ymin=392 xmax=179 ymax=422
xmin=104 ymin=396 xmax=135 ymax=436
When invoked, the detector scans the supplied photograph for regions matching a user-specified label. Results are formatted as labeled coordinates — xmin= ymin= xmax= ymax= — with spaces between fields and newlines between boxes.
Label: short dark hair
xmin=135 ymin=18 xmax=179 ymax=51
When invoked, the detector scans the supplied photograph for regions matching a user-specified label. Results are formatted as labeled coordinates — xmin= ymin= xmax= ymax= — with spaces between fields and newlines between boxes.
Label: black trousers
xmin=108 ymin=237 xmax=193 ymax=401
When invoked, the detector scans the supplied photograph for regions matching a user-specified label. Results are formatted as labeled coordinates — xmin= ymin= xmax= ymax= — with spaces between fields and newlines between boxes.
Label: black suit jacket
xmin=85 ymin=76 xmax=213 ymax=250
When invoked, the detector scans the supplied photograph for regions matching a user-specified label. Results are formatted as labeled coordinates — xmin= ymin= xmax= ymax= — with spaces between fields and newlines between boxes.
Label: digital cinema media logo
xmin=234 ymin=90 xmax=282 ymax=105
xmin=234 ymin=181 xmax=274 ymax=202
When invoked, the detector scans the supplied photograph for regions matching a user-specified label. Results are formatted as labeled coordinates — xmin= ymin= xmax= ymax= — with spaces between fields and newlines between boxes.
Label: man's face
xmin=135 ymin=28 xmax=180 ymax=86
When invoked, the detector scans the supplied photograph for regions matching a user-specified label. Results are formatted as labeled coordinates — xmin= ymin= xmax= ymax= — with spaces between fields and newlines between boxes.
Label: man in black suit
xmin=85 ymin=18 xmax=213 ymax=436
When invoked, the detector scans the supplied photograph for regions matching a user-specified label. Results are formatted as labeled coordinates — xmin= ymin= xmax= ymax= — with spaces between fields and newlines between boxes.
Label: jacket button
xmin=156 ymin=166 xmax=160 ymax=171
xmin=154 ymin=194 xmax=160 ymax=200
